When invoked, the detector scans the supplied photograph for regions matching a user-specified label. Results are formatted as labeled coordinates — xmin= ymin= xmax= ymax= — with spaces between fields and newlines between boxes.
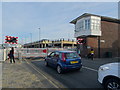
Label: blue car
xmin=45 ymin=51 xmax=82 ymax=74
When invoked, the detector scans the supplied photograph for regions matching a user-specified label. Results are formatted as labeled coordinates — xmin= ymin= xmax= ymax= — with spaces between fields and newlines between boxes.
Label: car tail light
xmin=62 ymin=53 xmax=66 ymax=62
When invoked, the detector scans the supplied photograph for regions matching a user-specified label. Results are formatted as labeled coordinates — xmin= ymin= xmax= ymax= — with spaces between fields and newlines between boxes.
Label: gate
xmin=3 ymin=48 xmax=67 ymax=60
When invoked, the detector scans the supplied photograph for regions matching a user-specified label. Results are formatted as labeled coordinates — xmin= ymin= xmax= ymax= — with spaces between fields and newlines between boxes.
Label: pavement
xmin=2 ymin=59 xmax=63 ymax=88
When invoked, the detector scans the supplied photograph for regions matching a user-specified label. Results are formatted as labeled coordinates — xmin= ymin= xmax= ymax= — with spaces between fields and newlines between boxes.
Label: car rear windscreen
xmin=64 ymin=52 xmax=80 ymax=59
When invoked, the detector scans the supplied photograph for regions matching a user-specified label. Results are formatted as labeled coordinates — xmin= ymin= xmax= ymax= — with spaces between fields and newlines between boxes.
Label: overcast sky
xmin=1 ymin=1 xmax=118 ymax=44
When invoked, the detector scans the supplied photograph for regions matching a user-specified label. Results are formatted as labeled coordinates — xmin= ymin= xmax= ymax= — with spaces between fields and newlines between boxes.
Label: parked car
xmin=45 ymin=51 xmax=82 ymax=74
xmin=98 ymin=62 xmax=120 ymax=90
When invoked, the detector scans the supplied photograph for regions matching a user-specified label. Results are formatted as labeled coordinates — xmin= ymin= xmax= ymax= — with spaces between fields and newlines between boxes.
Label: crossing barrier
xmin=3 ymin=48 xmax=67 ymax=60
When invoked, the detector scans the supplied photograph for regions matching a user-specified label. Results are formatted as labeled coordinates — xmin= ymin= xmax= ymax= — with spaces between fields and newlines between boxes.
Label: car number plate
xmin=70 ymin=61 xmax=78 ymax=64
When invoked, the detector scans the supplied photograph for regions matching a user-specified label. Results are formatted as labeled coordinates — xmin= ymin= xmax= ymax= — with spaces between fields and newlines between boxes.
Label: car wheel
xmin=57 ymin=65 xmax=63 ymax=74
xmin=104 ymin=78 xmax=120 ymax=90
xmin=45 ymin=60 xmax=48 ymax=66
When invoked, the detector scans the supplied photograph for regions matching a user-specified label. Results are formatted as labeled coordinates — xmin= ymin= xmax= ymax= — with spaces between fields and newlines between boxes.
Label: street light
xmin=25 ymin=35 xmax=27 ymax=44
xmin=38 ymin=28 xmax=41 ymax=48
xmin=30 ymin=33 xmax=32 ymax=48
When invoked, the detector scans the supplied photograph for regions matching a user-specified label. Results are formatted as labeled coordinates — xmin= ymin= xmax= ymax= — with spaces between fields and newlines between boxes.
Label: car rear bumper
xmin=61 ymin=64 xmax=82 ymax=70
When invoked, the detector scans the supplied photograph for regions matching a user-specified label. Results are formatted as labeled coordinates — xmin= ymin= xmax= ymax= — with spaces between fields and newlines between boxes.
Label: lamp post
xmin=38 ymin=28 xmax=40 ymax=48
xmin=25 ymin=35 xmax=26 ymax=44
xmin=30 ymin=33 xmax=32 ymax=48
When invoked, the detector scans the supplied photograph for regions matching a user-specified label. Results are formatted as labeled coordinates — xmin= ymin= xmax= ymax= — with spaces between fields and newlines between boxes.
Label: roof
xmin=70 ymin=13 xmax=120 ymax=24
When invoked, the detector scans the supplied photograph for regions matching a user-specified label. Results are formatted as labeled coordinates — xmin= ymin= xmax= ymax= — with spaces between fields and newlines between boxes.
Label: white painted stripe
xmin=82 ymin=66 xmax=98 ymax=72
xmin=25 ymin=60 xmax=59 ymax=88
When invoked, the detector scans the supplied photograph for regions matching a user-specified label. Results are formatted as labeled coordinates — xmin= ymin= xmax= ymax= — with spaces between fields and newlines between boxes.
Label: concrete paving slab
xmin=2 ymin=59 xmax=58 ymax=88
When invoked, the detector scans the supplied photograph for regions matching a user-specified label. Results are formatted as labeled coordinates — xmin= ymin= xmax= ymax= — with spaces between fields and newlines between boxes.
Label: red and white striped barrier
xmin=14 ymin=48 xmax=66 ymax=59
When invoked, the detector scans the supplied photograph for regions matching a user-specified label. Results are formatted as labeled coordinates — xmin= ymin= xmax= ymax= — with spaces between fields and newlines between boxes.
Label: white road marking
xmin=82 ymin=66 xmax=98 ymax=72
xmin=25 ymin=60 xmax=59 ymax=88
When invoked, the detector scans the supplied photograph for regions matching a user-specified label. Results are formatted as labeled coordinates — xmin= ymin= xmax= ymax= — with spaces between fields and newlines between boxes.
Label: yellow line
xmin=25 ymin=60 xmax=59 ymax=88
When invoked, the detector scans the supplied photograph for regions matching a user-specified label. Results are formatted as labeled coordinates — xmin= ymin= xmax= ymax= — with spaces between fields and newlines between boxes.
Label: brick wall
xmin=77 ymin=37 xmax=99 ymax=58
xmin=86 ymin=37 xmax=98 ymax=58
xmin=100 ymin=21 xmax=119 ymax=58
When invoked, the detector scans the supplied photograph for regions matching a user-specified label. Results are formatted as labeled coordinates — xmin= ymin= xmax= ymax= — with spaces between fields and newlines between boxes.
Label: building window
xmin=79 ymin=21 xmax=84 ymax=31
xmin=91 ymin=19 xmax=100 ymax=31
xmin=88 ymin=19 xmax=90 ymax=30
xmin=85 ymin=19 xmax=90 ymax=30
xmin=85 ymin=20 xmax=87 ymax=30
xmin=75 ymin=20 xmax=84 ymax=32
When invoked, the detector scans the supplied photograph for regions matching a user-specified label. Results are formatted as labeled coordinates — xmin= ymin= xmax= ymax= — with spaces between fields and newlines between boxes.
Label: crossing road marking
xmin=82 ymin=66 xmax=98 ymax=72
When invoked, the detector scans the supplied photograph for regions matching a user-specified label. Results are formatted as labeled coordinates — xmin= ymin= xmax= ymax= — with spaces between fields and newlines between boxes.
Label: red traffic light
xmin=5 ymin=36 xmax=18 ymax=44
xmin=77 ymin=38 xmax=85 ymax=44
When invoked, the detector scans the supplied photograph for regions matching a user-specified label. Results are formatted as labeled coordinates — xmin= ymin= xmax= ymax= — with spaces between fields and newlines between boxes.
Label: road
xmin=26 ymin=58 xmax=119 ymax=89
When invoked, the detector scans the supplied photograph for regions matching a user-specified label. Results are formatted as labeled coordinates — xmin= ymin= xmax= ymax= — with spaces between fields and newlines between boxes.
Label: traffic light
xmin=5 ymin=36 xmax=18 ymax=44
xmin=77 ymin=38 xmax=85 ymax=44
